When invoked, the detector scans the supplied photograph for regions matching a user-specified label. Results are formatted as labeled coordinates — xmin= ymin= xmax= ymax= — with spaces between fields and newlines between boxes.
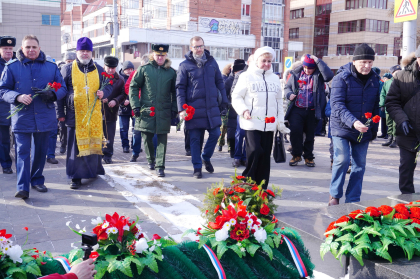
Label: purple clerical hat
xmin=76 ymin=37 xmax=93 ymax=51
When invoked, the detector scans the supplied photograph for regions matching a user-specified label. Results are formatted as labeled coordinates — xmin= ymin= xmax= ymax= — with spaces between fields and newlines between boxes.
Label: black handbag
xmin=273 ymin=131 xmax=286 ymax=163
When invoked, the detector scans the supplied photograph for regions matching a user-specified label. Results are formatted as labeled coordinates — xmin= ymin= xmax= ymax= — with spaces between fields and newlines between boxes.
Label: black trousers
xmin=289 ymin=107 xmax=316 ymax=160
xmin=102 ymin=121 xmax=117 ymax=159
xmin=227 ymin=127 xmax=236 ymax=158
xmin=184 ymin=126 xmax=204 ymax=152
xmin=243 ymin=130 xmax=273 ymax=189
xmin=58 ymin=120 xmax=67 ymax=148
xmin=399 ymin=147 xmax=417 ymax=194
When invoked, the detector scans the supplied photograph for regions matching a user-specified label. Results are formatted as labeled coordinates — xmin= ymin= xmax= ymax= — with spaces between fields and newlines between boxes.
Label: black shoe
xmin=3 ymin=168 xmax=13 ymax=174
xmin=130 ymin=155 xmax=139 ymax=162
xmin=156 ymin=169 xmax=165 ymax=177
xmin=47 ymin=158 xmax=58 ymax=164
xmin=59 ymin=147 xmax=66 ymax=154
xmin=284 ymin=134 xmax=289 ymax=143
xmin=70 ymin=179 xmax=82 ymax=189
xmin=378 ymin=134 xmax=386 ymax=138
xmin=202 ymin=159 xmax=214 ymax=173
xmin=240 ymin=160 xmax=247 ymax=166
xmin=15 ymin=190 xmax=29 ymax=199
xmin=103 ymin=158 xmax=113 ymax=164
xmin=139 ymin=148 xmax=143 ymax=153
xmin=123 ymin=147 xmax=130 ymax=153
xmin=193 ymin=168 xmax=202 ymax=179
xmin=382 ymin=136 xmax=393 ymax=146
xmin=384 ymin=134 xmax=389 ymax=140
xmin=232 ymin=159 xmax=241 ymax=168
xmin=389 ymin=140 xmax=398 ymax=148
xmin=218 ymin=146 xmax=222 ymax=152
xmin=31 ymin=184 xmax=48 ymax=192
xmin=148 ymin=163 xmax=155 ymax=170
xmin=185 ymin=150 xmax=191 ymax=156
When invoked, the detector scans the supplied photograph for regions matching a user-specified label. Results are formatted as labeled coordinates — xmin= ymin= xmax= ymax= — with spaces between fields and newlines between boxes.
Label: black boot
xmin=382 ymin=136 xmax=393 ymax=146
xmin=389 ymin=139 xmax=398 ymax=148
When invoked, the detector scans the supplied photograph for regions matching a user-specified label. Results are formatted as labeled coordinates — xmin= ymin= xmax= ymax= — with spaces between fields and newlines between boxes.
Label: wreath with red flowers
xmin=321 ymin=201 xmax=420 ymax=266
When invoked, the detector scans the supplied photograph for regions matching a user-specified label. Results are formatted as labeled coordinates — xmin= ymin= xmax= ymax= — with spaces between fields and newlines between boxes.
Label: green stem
xmin=86 ymin=96 xmax=99 ymax=126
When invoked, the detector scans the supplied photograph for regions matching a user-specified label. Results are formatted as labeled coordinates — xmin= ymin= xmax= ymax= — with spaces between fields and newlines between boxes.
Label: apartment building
xmin=61 ymin=0 xmax=266 ymax=70
xmin=288 ymin=0 xmax=405 ymax=72
xmin=0 ymin=0 xmax=62 ymax=60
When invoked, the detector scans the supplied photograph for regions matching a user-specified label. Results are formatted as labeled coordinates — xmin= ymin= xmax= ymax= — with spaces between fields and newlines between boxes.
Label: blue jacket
xmin=330 ymin=62 xmax=380 ymax=143
xmin=176 ymin=50 xmax=228 ymax=130
xmin=0 ymin=50 xmax=66 ymax=133
xmin=0 ymin=53 xmax=16 ymax=126
xmin=325 ymin=99 xmax=332 ymax=138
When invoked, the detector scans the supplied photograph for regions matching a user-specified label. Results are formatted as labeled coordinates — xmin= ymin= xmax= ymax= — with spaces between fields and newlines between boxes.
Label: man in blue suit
xmin=0 ymin=35 xmax=67 ymax=199
xmin=0 ymin=36 xmax=16 ymax=175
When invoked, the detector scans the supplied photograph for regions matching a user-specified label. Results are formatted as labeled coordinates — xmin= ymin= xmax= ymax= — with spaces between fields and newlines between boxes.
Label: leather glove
xmin=171 ymin=111 xmax=178 ymax=119
xmin=133 ymin=107 xmax=141 ymax=117
xmin=371 ymin=131 xmax=377 ymax=141
xmin=38 ymin=89 xmax=57 ymax=103
xmin=381 ymin=107 xmax=385 ymax=112
xmin=401 ymin=121 xmax=413 ymax=136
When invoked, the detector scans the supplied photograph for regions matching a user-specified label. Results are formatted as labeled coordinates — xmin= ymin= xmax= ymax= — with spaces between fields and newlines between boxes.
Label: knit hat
xmin=302 ymin=54 xmax=316 ymax=69
xmin=232 ymin=59 xmax=246 ymax=72
xmin=76 ymin=37 xmax=93 ymax=52
xmin=253 ymin=46 xmax=276 ymax=63
xmin=383 ymin=73 xmax=392 ymax=79
xmin=122 ymin=60 xmax=134 ymax=71
xmin=64 ymin=52 xmax=76 ymax=61
xmin=389 ymin=64 xmax=401 ymax=74
xmin=104 ymin=56 xmax=119 ymax=68
xmin=352 ymin=43 xmax=375 ymax=61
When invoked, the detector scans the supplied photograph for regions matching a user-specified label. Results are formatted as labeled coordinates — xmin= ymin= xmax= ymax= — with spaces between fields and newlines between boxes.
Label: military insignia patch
xmin=7 ymin=40 xmax=11 ymax=44
xmin=159 ymin=47 xmax=163 ymax=51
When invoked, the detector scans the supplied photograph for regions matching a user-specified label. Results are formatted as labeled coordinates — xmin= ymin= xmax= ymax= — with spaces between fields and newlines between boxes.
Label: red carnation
xmin=365 ymin=206 xmax=381 ymax=218
xmin=150 ymin=112 xmax=155 ymax=117
xmin=229 ymin=191 xmax=234 ymax=195
xmin=349 ymin=209 xmax=364 ymax=219
xmin=266 ymin=189 xmax=275 ymax=197
xmin=394 ymin=213 xmax=408 ymax=220
xmin=410 ymin=207 xmax=420 ymax=219
xmin=213 ymin=188 xmax=220 ymax=196
xmin=395 ymin=204 xmax=410 ymax=217
xmin=261 ymin=192 xmax=268 ymax=200
xmin=230 ymin=223 xmax=249 ymax=241
xmin=89 ymin=251 xmax=99 ymax=260
xmin=109 ymin=80 xmax=113 ymax=85
xmin=335 ymin=215 xmax=350 ymax=224
xmin=265 ymin=117 xmax=269 ymax=123
xmin=251 ymin=186 xmax=258 ymax=191
xmin=150 ymin=107 xmax=155 ymax=112
xmin=364 ymin=112 xmax=372 ymax=119
xmin=23 ymin=227 xmax=28 ymax=231
xmin=109 ymin=74 xmax=114 ymax=79
xmin=182 ymin=104 xmax=188 ymax=109
xmin=260 ymin=204 xmax=270 ymax=215
xmin=234 ymin=186 xmax=246 ymax=193
xmin=378 ymin=205 xmax=393 ymax=215
xmin=101 ymin=72 xmax=106 ymax=76
xmin=236 ymin=175 xmax=245 ymax=180
xmin=214 ymin=205 xmax=220 ymax=214
xmin=411 ymin=218 xmax=420 ymax=232
xmin=325 ymin=221 xmax=337 ymax=237
xmin=372 ymin=115 xmax=380 ymax=123
xmin=152 ymin=234 xmax=161 ymax=240
xmin=270 ymin=117 xmax=275 ymax=123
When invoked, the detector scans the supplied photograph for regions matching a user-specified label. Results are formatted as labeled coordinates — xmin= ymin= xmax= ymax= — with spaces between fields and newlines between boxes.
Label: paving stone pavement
xmin=1 ymin=123 xmax=418 ymax=257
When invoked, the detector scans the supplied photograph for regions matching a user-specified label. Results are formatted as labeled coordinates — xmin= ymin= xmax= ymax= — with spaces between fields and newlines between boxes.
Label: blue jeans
xmin=190 ymin=126 xmax=220 ymax=169
xmin=119 ymin=115 xmax=132 ymax=149
xmin=47 ymin=121 xmax=58 ymax=159
xmin=15 ymin=132 xmax=50 ymax=192
xmin=0 ymin=125 xmax=12 ymax=169
xmin=234 ymin=115 xmax=246 ymax=160
xmin=330 ymin=136 xmax=369 ymax=203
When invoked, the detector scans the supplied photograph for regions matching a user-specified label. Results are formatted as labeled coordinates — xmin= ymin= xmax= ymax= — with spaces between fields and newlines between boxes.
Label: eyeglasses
xmin=192 ymin=45 xmax=205 ymax=50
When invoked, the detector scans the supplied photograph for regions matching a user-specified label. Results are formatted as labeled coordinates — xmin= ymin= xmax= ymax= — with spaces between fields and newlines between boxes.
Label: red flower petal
xmin=152 ymin=234 xmax=161 ymax=240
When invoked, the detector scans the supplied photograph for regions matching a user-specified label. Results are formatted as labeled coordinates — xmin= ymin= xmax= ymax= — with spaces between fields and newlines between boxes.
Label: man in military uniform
xmin=0 ymin=36 xmax=16 ymax=175
xmin=129 ymin=44 xmax=177 ymax=177
xmin=57 ymin=37 xmax=112 ymax=189
xmin=0 ymin=35 xmax=67 ymax=198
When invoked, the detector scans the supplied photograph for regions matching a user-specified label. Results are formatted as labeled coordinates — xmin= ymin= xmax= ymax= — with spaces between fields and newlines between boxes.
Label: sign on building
xmin=394 ymin=0 xmax=418 ymax=23
xmin=198 ymin=17 xmax=242 ymax=35
xmin=284 ymin=57 xmax=293 ymax=73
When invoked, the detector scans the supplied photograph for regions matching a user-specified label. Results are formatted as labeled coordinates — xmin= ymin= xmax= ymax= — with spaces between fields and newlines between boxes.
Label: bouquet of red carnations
xmin=357 ymin=112 xmax=380 ymax=142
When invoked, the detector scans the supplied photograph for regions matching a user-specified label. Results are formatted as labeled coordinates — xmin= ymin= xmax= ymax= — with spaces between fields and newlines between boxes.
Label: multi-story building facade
xmin=61 ymin=0 xmax=265 ymax=70
xmin=288 ymin=0 xmax=405 ymax=72
xmin=0 ymin=0 xmax=62 ymax=60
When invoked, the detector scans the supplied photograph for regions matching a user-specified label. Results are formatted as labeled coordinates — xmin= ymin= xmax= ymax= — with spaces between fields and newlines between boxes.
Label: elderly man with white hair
xmin=232 ymin=46 xmax=289 ymax=188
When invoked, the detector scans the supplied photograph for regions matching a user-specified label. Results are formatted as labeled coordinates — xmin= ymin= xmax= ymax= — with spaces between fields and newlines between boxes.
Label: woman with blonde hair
xmin=232 ymin=46 xmax=289 ymax=188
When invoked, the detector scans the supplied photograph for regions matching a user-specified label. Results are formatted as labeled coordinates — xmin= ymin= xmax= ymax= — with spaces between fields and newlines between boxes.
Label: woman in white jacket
xmin=232 ymin=46 xmax=289 ymax=188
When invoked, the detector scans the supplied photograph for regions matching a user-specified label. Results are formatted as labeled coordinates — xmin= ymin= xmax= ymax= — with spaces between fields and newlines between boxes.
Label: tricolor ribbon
xmin=202 ymin=244 xmax=226 ymax=279
xmin=282 ymin=235 xmax=308 ymax=278
xmin=54 ymin=256 xmax=72 ymax=273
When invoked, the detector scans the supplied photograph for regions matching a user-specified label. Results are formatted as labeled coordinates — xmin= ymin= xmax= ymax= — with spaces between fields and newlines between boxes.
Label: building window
xmin=337 ymin=43 xmax=387 ymax=55
xmin=242 ymin=4 xmax=250 ymax=16
xmin=289 ymin=28 xmax=299 ymax=38
xmin=42 ymin=15 xmax=60 ymax=26
xmin=172 ymin=0 xmax=188 ymax=16
xmin=290 ymin=8 xmax=304 ymax=19
xmin=242 ymin=22 xmax=250 ymax=35
xmin=96 ymin=28 xmax=104 ymax=37
xmin=96 ymin=15 xmax=103 ymax=24
xmin=265 ymin=3 xmax=283 ymax=23
xmin=345 ymin=0 xmax=387 ymax=10
xmin=338 ymin=19 xmax=388 ymax=33
xmin=121 ymin=0 xmax=139 ymax=9
xmin=315 ymin=3 xmax=332 ymax=15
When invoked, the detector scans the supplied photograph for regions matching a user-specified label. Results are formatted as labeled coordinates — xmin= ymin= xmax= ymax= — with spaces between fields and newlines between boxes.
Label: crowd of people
xmin=0 ymin=34 xmax=418 ymax=206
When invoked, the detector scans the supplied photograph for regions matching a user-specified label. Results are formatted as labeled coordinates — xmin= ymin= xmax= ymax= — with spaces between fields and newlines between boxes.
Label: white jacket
xmin=232 ymin=65 xmax=290 ymax=133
